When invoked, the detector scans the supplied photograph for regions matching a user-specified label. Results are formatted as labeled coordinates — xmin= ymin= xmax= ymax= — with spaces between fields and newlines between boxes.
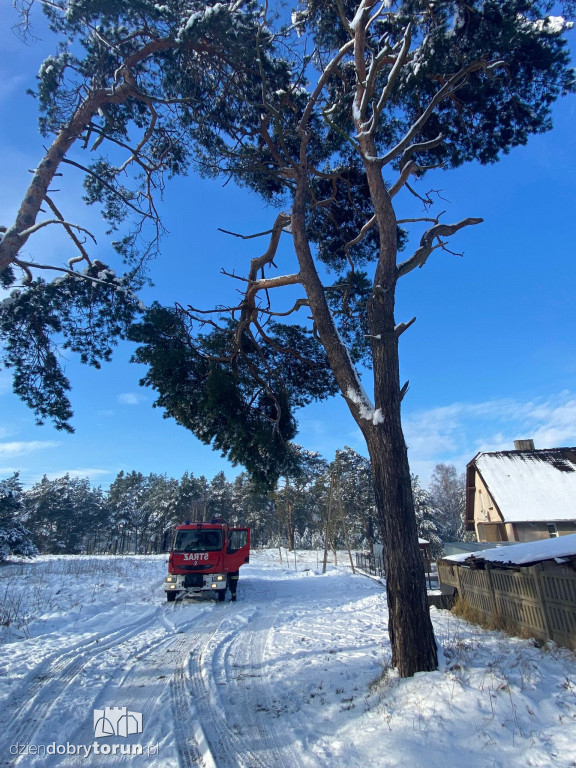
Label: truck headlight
xmin=215 ymin=575 xmax=225 ymax=581
xmin=165 ymin=576 xmax=177 ymax=583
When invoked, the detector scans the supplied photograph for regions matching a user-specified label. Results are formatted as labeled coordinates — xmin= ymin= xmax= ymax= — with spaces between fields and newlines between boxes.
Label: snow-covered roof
xmin=474 ymin=448 xmax=576 ymax=523
xmin=444 ymin=532 xmax=576 ymax=567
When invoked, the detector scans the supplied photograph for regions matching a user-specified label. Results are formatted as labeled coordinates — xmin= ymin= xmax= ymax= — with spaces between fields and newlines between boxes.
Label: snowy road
xmin=1 ymin=552 xmax=575 ymax=768
xmin=0 ymin=554 xmax=385 ymax=768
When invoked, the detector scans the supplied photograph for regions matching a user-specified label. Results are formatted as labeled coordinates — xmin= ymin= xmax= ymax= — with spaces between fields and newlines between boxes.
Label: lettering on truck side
xmin=183 ymin=553 xmax=210 ymax=561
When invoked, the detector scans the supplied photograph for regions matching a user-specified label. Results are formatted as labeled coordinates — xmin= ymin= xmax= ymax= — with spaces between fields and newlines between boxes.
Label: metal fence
xmin=438 ymin=559 xmax=576 ymax=650
xmin=356 ymin=551 xmax=438 ymax=590
xmin=355 ymin=552 xmax=385 ymax=578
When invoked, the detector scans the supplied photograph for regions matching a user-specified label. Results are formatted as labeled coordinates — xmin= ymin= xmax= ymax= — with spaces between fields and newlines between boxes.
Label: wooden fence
xmin=438 ymin=559 xmax=576 ymax=650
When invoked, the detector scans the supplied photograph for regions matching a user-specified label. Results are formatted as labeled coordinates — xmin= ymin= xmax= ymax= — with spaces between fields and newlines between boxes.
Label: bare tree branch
xmin=378 ymin=60 xmax=506 ymax=168
xmin=61 ymin=158 xmax=155 ymax=220
xmin=257 ymin=298 xmax=310 ymax=317
xmin=388 ymin=161 xmax=417 ymax=198
xmin=400 ymin=134 xmax=445 ymax=169
xmin=17 ymin=218 xmax=98 ymax=242
xmin=344 ymin=214 xmax=377 ymax=262
xmin=395 ymin=316 xmax=416 ymax=337
xmin=44 ymin=195 xmax=93 ymax=267
xmin=397 ymin=217 xmax=483 ymax=277
xmin=367 ymin=23 xmax=412 ymax=132
xmin=218 ymin=226 xmax=281 ymax=240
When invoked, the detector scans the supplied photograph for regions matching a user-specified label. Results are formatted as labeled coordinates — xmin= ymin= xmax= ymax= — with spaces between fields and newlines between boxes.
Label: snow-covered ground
xmin=0 ymin=550 xmax=575 ymax=768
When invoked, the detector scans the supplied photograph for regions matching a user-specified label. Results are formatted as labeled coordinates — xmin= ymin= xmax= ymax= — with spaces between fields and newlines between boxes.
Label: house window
xmin=547 ymin=523 xmax=558 ymax=538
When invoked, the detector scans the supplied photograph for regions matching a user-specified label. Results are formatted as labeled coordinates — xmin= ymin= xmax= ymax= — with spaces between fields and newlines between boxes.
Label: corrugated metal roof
xmin=475 ymin=447 xmax=576 ymax=523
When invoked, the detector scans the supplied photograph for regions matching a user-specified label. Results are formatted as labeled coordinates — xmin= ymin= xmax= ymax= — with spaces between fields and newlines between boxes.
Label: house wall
xmin=472 ymin=469 xmax=576 ymax=543
xmin=514 ymin=521 xmax=576 ymax=543
xmin=472 ymin=474 xmax=505 ymax=542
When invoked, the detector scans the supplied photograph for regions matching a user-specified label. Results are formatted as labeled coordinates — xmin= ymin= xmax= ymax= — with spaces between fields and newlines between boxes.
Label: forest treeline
xmin=0 ymin=448 xmax=466 ymax=561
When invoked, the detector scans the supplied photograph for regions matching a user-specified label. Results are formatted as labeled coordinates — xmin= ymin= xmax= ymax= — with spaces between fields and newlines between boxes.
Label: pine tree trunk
xmin=291 ymin=171 xmax=437 ymax=677
xmin=364 ymin=246 xmax=437 ymax=676
xmin=365 ymin=425 xmax=438 ymax=676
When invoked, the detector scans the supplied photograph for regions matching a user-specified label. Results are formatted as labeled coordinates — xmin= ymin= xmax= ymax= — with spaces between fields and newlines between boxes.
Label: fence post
xmin=484 ymin=564 xmax=500 ymax=621
xmin=453 ymin=563 xmax=463 ymax=602
xmin=531 ymin=565 xmax=555 ymax=643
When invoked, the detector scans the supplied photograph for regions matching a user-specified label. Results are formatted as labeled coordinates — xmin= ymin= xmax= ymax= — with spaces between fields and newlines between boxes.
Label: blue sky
xmin=1 ymin=7 xmax=576 ymax=490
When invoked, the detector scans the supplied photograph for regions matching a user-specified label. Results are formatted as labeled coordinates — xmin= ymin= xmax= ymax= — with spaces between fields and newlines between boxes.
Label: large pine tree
xmin=4 ymin=0 xmax=574 ymax=675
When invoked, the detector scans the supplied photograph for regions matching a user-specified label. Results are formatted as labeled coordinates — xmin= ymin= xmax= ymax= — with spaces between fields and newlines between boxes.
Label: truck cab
xmin=163 ymin=522 xmax=250 ymax=602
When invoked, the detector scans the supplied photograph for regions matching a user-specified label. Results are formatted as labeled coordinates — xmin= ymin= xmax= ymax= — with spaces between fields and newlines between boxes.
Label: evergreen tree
xmin=412 ymin=475 xmax=443 ymax=560
xmin=0 ymin=474 xmax=38 ymax=561
xmin=106 ymin=471 xmax=150 ymax=553
xmin=176 ymin=472 xmax=210 ymax=523
xmin=144 ymin=473 xmax=181 ymax=552
xmin=230 ymin=474 xmax=276 ymax=547
xmin=428 ymin=463 xmax=468 ymax=542
xmin=24 ymin=474 xmax=101 ymax=553
xmin=331 ymin=447 xmax=377 ymax=550
xmin=207 ymin=472 xmax=234 ymax=521
xmin=128 ymin=0 xmax=575 ymax=674
xmin=2 ymin=0 xmax=281 ymax=431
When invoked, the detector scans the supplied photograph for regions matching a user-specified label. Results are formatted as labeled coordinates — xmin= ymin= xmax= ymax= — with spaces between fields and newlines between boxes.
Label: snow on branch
xmin=346 ymin=386 xmax=384 ymax=425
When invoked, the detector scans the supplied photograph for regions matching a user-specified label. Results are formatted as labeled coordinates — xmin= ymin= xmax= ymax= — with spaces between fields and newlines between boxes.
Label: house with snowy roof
xmin=465 ymin=440 xmax=576 ymax=543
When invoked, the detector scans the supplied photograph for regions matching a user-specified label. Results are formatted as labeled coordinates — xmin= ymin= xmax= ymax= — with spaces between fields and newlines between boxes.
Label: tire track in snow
xmin=0 ymin=602 xmax=211 ymax=766
xmin=0 ymin=608 xmax=162 ymax=762
xmin=225 ymin=604 xmax=308 ymax=768
xmin=185 ymin=600 xmax=307 ymax=768
xmin=41 ymin=604 xmax=226 ymax=768
xmin=3 ymin=571 xmax=325 ymax=768
xmin=47 ymin=608 xmax=224 ymax=767
xmin=1 ymin=605 xmax=159 ymax=720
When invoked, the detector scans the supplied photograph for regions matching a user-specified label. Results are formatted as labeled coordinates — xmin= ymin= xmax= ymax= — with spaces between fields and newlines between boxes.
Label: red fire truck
xmin=163 ymin=521 xmax=250 ymax=602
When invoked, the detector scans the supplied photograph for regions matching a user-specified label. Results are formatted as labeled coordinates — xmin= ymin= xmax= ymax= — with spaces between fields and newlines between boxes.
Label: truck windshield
xmin=173 ymin=530 xmax=222 ymax=553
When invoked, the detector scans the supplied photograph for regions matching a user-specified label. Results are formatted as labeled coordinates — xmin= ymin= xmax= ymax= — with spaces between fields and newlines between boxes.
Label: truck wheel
xmin=166 ymin=591 xmax=177 ymax=602
xmin=217 ymin=589 xmax=226 ymax=602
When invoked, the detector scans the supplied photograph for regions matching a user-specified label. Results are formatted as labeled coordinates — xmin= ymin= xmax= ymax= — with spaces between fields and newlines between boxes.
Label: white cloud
xmin=44 ymin=468 xmax=113 ymax=482
xmin=118 ymin=392 xmax=146 ymax=406
xmin=403 ymin=391 xmax=576 ymax=484
xmin=0 ymin=466 xmax=20 ymax=476
xmin=0 ymin=441 xmax=59 ymax=458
